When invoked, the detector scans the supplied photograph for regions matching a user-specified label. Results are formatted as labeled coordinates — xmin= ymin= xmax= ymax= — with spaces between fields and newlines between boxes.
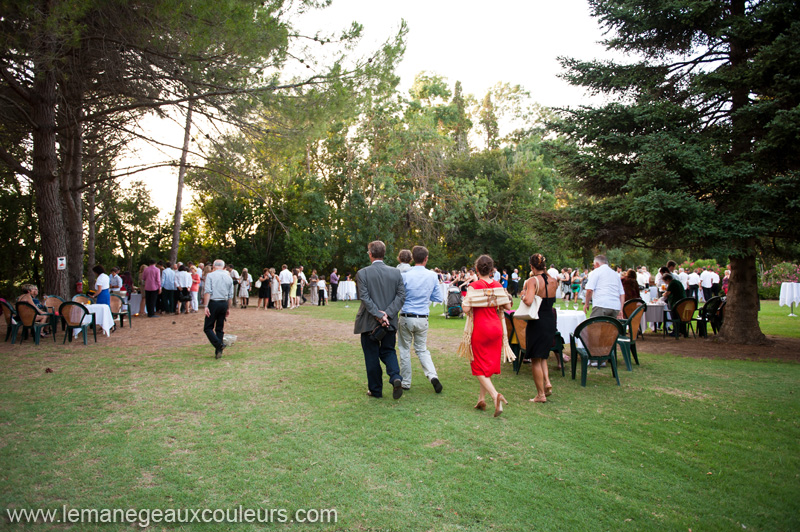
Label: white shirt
xmin=176 ymin=270 xmax=192 ymax=289
xmin=678 ymin=271 xmax=689 ymax=289
xmin=229 ymin=269 xmax=240 ymax=282
xmin=108 ymin=273 xmax=123 ymax=291
xmin=700 ymin=270 xmax=714 ymax=288
xmin=710 ymin=271 xmax=720 ymax=284
xmin=298 ymin=271 xmax=307 ymax=285
xmin=511 ymin=272 xmax=519 ymax=281
xmin=636 ymin=270 xmax=650 ymax=287
xmin=547 ymin=268 xmax=559 ymax=280
xmin=687 ymin=272 xmax=700 ymax=286
xmin=95 ymin=273 xmax=110 ymax=291
xmin=493 ymin=271 xmax=501 ymax=282
xmin=317 ymin=279 xmax=326 ymax=288
xmin=279 ymin=269 xmax=293 ymax=284
xmin=585 ymin=264 xmax=624 ymax=311
xmin=655 ymin=272 xmax=663 ymax=287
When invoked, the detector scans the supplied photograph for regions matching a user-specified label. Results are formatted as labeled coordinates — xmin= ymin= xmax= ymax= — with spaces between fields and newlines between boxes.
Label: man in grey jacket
xmin=354 ymin=240 xmax=406 ymax=399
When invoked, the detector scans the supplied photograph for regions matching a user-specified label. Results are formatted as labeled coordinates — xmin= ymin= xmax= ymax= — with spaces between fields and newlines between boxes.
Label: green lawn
xmin=1 ymin=302 xmax=798 ymax=531
xmin=757 ymin=300 xmax=800 ymax=337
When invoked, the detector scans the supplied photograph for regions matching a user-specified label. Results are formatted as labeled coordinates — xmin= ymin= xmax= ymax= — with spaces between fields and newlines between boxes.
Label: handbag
xmin=515 ymin=276 xmax=541 ymax=321
xmin=255 ymin=280 xmax=262 ymax=288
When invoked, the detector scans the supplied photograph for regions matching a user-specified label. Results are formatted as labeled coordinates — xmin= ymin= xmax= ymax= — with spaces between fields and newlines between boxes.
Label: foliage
xmin=760 ymin=262 xmax=800 ymax=298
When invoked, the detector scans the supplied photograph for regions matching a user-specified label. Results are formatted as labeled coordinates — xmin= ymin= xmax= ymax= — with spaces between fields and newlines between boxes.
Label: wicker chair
xmin=59 ymin=302 xmax=97 ymax=344
xmin=617 ymin=303 xmax=645 ymax=370
xmin=72 ymin=294 xmax=94 ymax=305
xmin=44 ymin=296 xmax=66 ymax=331
xmin=570 ymin=317 xmax=624 ymax=387
xmin=109 ymin=293 xmax=131 ymax=328
xmin=665 ymin=297 xmax=698 ymax=339
xmin=2 ymin=299 xmax=21 ymax=343
xmin=14 ymin=301 xmax=56 ymax=345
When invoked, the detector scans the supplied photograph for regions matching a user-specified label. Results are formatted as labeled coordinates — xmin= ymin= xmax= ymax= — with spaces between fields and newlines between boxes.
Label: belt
xmin=400 ymin=313 xmax=428 ymax=318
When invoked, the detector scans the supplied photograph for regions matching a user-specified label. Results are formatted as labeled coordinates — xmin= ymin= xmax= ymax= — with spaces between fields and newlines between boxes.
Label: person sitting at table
xmin=17 ymin=285 xmax=52 ymax=336
xmin=622 ymin=269 xmax=640 ymax=302
xmin=521 ymin=253 xmax=558 ymax=404
xmin=93 ymin=265 xmax=111 ymax=305
xmin=661 ymin=273 xmax=686 ymax=335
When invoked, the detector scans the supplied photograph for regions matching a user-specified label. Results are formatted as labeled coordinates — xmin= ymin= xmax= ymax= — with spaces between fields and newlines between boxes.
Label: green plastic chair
xmin=44 ymin=295 xmax=66 ymax=331
xmin=664 ymin=297 xmax=697 ymax=339
xmin=618 ymin=302 xmax=646 ymax=370
xmin=72 ymin=294 xmax=94 ymax=305
xmin=694 ymin=296 xmax=723 ymax=337
xmin=59 ymin=302 xmax=97 ymax=345
xmin=109 ymin=294 xmax=132 ymax=328
xmin=14 ymin=301 xmax=56 ymax=345
xmin=2 ymin=299 xmax=22 ymax=343
xmin=623 ymin=298 xmax=646 ymax=339
xmin=570 ymin=316 xmax=624 ymax=387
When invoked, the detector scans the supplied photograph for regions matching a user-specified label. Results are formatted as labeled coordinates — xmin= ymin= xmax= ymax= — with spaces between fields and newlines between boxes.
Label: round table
xmin=779 ymin=282 xmax=800 ymax=316
xmin=337 ymin=280 xmax=357 ymax=301
xmin=557 ymin=309 xmax=586 ymax=345
xmin=74 ymin=303 xmax=114 ymax=337
xmin=644 ymin=302 xmax=666 ymax=331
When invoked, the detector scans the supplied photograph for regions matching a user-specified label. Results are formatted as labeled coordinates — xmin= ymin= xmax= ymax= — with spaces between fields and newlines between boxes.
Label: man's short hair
xmin=594 ymin=255 xmax=608 ymax=265
xmin=368 ymin=240 xmax=386 ymax=259
xmin=213 ymin=259 xmax=225 ymax=268
xmin=397 ymin=249 xmax=412 ymax=264
xmin=666 ymin=260 xmax=677 ymax=269
xmin=663 ymin=273 xmax=673 ymax=282
xmin=411 ymin=246 xmax=428 ymax=264
xmin=282 ymin=264 xmax=287 ymax=269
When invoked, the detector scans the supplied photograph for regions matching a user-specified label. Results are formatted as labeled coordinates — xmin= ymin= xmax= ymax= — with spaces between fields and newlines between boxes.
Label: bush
xmin=759 ymin=262 xmax=799 ymax=300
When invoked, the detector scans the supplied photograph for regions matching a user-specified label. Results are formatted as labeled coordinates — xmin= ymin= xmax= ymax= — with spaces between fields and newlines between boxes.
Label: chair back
xmin=623 ymin=298 xmax=645 ymax=319
xmin=626 ymin=302 xmax=646 ymax=336
xmin=504 ymin=312 xmax=515 ymax=342
xmin=15 ymin=301 xmax=39 ymax=327
xmin=576 ymin=317 xmax=624 ymax=358
xmin=44 ymin=296 xmax=63 ymax=314
xmin=512 ymin=317 xmax=527 ymax=351
xmin=715 ymin=300 xmax=726 ymax=327
xmin=73 ymin=295 xmax=93 ymax=305
xmin=109 ymin=294 xmax=123 ymax=313
xmin=59 ymin=302 xmax=89 ymax=327
xmin=1 ymin=299 xmax=15 ymax=326
xmin=673 ymin=297 xmax=698 ymax=323
xmin=700 ymin=296 xmax=722 ymax=318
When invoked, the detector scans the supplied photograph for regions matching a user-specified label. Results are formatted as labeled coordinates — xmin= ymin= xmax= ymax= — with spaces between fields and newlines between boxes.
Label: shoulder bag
xmin=515 ymin=276 xmax=541 ymax=321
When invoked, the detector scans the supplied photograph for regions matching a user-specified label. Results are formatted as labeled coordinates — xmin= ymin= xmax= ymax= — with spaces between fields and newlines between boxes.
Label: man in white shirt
xmin=510 ymin=269 xmax=520 ymax=297
xmin=636 ymin=267 xmax=650 ymax=289
xmin=227 ymin=265 xmax=240 ymax=307
xmin=298 ymin=266 xmax=308 ymax=304
xmin=584 ymin=255 xmax=625 ymax=318
xmin=710 ymin=269 xmax=721 ymax=298
xmin=547 ymin=264 xmax=559 ymax=281
xmin=686 ymin=268 xmax=701 ymax=300
xmin=678 ymin=267 xmax=689 ymax=289
xmin=699 ymin=267 xmax=714 ymax=302
xmin=278 ymin=264 xmax=293 ymax=308
xmin=108 ymin=267 xmax=123 ymax=293
xmin=492 ymin=268 xmax=501 ymax=283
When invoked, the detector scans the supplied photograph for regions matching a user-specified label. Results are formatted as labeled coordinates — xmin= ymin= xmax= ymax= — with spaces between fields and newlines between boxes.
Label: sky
xmin=127 ymin=0 xmax=613 ymax=215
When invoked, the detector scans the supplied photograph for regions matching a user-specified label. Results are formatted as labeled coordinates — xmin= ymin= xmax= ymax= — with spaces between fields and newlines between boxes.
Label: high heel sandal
xmin=493 ymin=393 xmax=507 ymax=417
xmin=474 ymin=400 xmax=487 ymax=411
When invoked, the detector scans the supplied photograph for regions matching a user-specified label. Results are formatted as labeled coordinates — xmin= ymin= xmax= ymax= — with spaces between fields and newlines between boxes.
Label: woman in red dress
xmin=462 ymin=255 xmax=513 ymax=417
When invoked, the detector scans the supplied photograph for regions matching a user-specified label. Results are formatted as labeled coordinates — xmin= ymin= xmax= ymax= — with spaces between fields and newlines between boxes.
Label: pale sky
xmin=126 ymin=0 xmax=612 ymax=215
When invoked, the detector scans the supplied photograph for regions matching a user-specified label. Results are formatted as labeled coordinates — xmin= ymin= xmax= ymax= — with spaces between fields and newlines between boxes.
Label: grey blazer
xmin=353 ymin=260 xmax=406 ymax=334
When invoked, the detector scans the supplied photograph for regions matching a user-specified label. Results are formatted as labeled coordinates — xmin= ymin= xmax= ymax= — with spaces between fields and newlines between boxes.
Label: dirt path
xmin=2 ymin=304 xmax=798 ymax=363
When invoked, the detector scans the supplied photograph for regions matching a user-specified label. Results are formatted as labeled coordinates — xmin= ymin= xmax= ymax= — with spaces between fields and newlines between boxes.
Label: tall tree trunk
xmin=86 ymin=189 xmax=97 ymax=289
xmin=719 ymin=251 xmax=766 ymax=344
xmin=170 ymin=99 xmax=193 ymax=264
xmin=31 ymin=12 xmax=69 ymax=298
xmin=60 ymin=107 xmax=84 ymax=297
xmin=717 ymin=0 xmax=766 ymax=344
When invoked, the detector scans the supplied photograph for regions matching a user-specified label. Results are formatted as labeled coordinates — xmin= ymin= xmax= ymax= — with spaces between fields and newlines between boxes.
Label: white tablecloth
xmin=337 ymin=281 xmax=357 ymax=301
xmin=779 ymin=283 xmax=800 ymax=307
xmin=127 ymin=293 xmax=142 ymax=314
xmin=644 ymin=302 xmax=666 ymax=330
xmin=75 ymin=303 xmax=114 ymax=337
xmin=557 ymin=309 xmax=586 ymax=344
xmin=432 ymin=283 xmax=450 ymax=307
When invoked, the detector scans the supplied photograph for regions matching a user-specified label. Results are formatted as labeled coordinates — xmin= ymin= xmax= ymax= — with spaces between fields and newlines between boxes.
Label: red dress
xmin=469 ymin=279 xmax=504 ymax=377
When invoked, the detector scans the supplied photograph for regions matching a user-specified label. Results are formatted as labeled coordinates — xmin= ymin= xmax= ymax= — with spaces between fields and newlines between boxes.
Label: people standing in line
xmin=521 ymin=253 xmax=558 ymax=404
xmin=397 ymin=245 xmax=444 ymax=394
xmin=298 ymin=266 xmax=308 ymax=304
xmin=687 ymin=268 xmax=701 ymax=301
xmin=396 ymin=249 xmax=412 ymax=273
xmin=547 ymin=264 xmax=560 ymax=281
xmin=636 ymin=267 xmax=651 ymax=292
xmin=239 ymin=268 xmax=251 ymax=309
xmin=309 ymin=270 xmax=319 ymax=306
xmin=560 ymin=268 xmax=572 ymax=302
xmin=722 ymin=269 xmax=731 ymax=295
xmin=461 ymin=255 xmax=513 ymax=417
xmin=226 ymin=264 xmax=240 ymax=308
xmin=201 ymin=265 xmax=212 ymax=307
xmin=175 ymin=265 xmax=192 ymax=314
xmin=257 ymin=268 xmax=271 ymax=310
xmin=317 ymin=275 xmax=327 ymax=306
xmin=160 ymin=261 xmax=175 ymax=314
xmin=583 ymin=255 xmax=625 ymax=319
xmin=354 ymin=240 xmax=406 ymax=399
xmin=290 ymin=268 xmax=299 ymax=309
xmin=710 ymin=268 xmax=721 ymax=298
xmin=678 ymin=267 xmax=689 ymax=290
xmin=571 ymin=268 xmax=582 ymax=302
xmin=329 ymin=268 xmax=339 ymax=302
xmin=622 ymin=269 xmax=640 ymax=302
xmin=141 ymin=260 xmax=161 ymax=318
xmin=279 ymin=264 xmax=292 ymax=309
xmin=93 ymin=265 xmax=111 ymax=306
xmin=203 ymin=260 xmax=234 ymax=359
xmin=270 ymin=268 xmax=282 ymax=310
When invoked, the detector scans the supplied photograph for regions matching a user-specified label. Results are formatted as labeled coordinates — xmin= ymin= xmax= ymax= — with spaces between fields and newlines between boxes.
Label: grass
xmin=757 ymin=300 xmax=800 ymax=338
xmin=1 ymin=302 xmax=798 ymax=531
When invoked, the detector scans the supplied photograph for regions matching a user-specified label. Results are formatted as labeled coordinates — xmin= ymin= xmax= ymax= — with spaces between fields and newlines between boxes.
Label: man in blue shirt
xmin=398 ymin=246 xmax=444 ymax=393
xmin=161 ymin=261 xmax=176 ymax=315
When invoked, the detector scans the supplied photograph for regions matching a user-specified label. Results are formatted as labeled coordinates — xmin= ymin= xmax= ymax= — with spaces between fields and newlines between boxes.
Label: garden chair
xmin=2 ymin=299 xmax=21 ymax=343
xmin=712 ymin=300 xmax=726 ymax=334
xmin=664 ymin=297 xmax=697 ymax=339
xmin=44 ymin=295 xmax=66 ymax=331
xmin=617 ymin=302 xmax=645 ymax=370
xmin=570 ymin=316 xmax=623 ymax=387
xmin=14 ymin=301 xmax=56 ymax=345
xmin=511 ymin=315 xmax=527 ymax=374
xmin=552 ymin=331 xmax=566 ymax=377
xmin=694 ymin=296 xmax=723 ymax=337
xmin=59 ymin=302 xmax=97 ymax=345
xmin=623 ymin=298 xmax=646 ymax=339
xmin=72 ymin=294 xmax=94 ymax=305
xmin=109 ymin=294 xmax=131 ymax=328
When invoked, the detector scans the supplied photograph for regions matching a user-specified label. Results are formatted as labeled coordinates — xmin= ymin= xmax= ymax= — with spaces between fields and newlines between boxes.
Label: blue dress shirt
xmin=161 ymin=268 xmax=176 ymax=290
xmin=401 ymin=266 xmax=443 ymax=314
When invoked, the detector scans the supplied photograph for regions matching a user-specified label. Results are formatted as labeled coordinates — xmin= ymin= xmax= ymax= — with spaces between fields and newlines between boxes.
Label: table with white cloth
xmin=557 ymin=309 xmax=587 ymax=348
xmin=74 ymin=303 xmax=114 ymax=337
xmin=779 ymin=282 xmax=800 ymax=317
xmin=337 ymin=280 xmax=357 ymax=301
xmin=644 ymin=302 xmax=666 ymax=331
xmin=431 ymin=283 xmax=449 ymax=307
xmin=127 ymin=293 xmax=142 ymax=315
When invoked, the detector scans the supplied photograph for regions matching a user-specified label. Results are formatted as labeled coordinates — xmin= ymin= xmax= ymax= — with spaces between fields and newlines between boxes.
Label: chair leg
xmin=631 ymin=343 xmax=639 ymax=365
xmin=82 ymin=328 xmax=87 ymax=345
xmin=618 ymin=341 xmax=632 ymax=371
xmin=581 ymin=358 xmax=588 ymax=387
xmin=610 ymin=355 xmax=620 ymax=386
xmin=127 ymin=312 xmax=132 ymax=327
xmin=5 ymin=327 xmax=10 ymax=342
xmin=557 ymin=349 xmax=565 ymax=377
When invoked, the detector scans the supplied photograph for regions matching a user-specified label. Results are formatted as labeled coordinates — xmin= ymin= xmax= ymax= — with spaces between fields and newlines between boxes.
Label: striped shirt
xmin=204 ymin=269 xmax=234 ymax=301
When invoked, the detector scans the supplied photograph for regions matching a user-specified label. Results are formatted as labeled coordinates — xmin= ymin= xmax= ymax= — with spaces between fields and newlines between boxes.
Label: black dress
xmin=526 ymin=274 xmax=556 ymax=359
xmin=258 ymin=276 xmax=270 ymax=299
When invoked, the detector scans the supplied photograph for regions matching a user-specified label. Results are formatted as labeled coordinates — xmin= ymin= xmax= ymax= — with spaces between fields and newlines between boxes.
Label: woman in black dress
xmin=257 ymin=268 xmax=271 ymax=310
xmin=522 ymin=253 xmax=558 ymax=403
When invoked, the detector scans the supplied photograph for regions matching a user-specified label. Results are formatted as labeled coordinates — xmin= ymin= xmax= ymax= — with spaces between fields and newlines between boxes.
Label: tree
xmin=554 ymin=0 xmax=800 ymax=344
